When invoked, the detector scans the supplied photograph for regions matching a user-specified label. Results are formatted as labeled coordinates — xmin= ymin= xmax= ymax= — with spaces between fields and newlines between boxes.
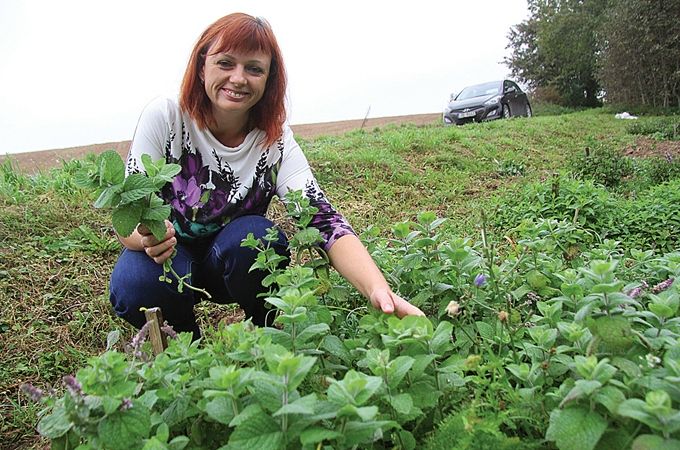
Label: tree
xmin=505 ymin=0 xmax=606 ymax=107
xmin=597 ymin=0 xmax=680 ymax=108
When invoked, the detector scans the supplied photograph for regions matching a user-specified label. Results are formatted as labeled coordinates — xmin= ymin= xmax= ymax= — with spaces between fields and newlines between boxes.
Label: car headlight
xmin=484 ymin=96 xmax=500 ymax=106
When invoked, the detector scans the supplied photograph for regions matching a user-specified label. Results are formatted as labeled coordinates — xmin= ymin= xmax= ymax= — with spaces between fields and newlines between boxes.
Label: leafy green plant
xmin=75 ymin=150 xmax=208 ymax=297
xmin=627 ymin=116 xmax=680 ymax=141
xmin=568 ymin=142 xmax=636 ymax=189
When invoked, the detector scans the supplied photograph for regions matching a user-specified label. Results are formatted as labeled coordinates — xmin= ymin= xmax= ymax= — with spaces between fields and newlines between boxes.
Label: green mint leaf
xmin=106 ymin=330 xmax=121 ymax=351
xmin=546 ymin=407 xmax=607 ymax=450
xmin=295 ymin=323 xmax=330 ymax=345
xmin=631 ymin=434 xmax=680 ymax=450
xmin=617 ymin=398 xmax=663 ymax=431
xmin=225 ymin=409 xmax=284 ymax=450
xmin=37 ymin=407 xmax=72 ymax=439
xmin=99 ymin=150 xmax=126 ymax=186
xmin=158 ymin=163 xmax=181 ymax=181
xmin=112 ymin=203 xmax=143 ymax=237
xmin=144 ymin=219 xmax=169 ymax=241
xmin=386 ymin=356 xmax=415 ymax=389
xmin=73 ymin=169 xmax=97 ymax=189
xmin=141 ymin=154 xmax=159 ymax=178
xmin=272 ymin=393 xmax=317 ymax=417
xmin=388 ymin=393 xmax=414 ymax=416
xmin=94 ymin=185 xmax=122 ymax=209
xmin=120 ymin=174 xmax=156 ymax=204
xmin=300 ymin=427 xmax=343 ymax=446
xmin=142 ymin=203 xmax=171 ymax=222
xmin=168 ymin=436 xmax=190 ymax=450
xmin=430 ymin=321 xmax=454 ymax=355
xmin=98 ymin=406 xmax=151 ymax=450
xmin=204 ymin=396 xmax=236 ymax=425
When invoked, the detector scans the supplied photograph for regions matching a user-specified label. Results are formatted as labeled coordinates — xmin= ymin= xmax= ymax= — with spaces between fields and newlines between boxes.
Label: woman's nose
xmin=230 ymin=66 xmax=247 ymax=85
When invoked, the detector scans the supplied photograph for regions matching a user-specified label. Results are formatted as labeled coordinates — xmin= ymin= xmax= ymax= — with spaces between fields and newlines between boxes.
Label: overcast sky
xmin=0 ymin=1 xmax=528 ymax=154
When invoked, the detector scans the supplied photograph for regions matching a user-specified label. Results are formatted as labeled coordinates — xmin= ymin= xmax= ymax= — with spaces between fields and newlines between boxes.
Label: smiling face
xmin=201 ymin=46 xmax=271 ymax=124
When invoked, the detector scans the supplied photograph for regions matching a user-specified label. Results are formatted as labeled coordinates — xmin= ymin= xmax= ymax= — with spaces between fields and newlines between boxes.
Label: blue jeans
xmin=109 ymin=215 xmax=289 ymax=338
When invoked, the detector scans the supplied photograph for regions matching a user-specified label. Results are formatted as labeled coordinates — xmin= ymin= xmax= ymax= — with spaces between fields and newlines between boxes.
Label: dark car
xmin=443 ymin=80 xmax=532 ymax=125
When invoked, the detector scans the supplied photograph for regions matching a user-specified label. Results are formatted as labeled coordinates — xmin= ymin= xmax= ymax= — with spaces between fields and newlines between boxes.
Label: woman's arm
xmin=327 ymin=234 xmax=424 ymax=318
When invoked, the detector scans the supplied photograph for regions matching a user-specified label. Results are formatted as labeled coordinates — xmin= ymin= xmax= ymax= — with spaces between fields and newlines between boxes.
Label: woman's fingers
xmin=393 ymin=298 xmax=426 ymax=318
xmin=139 ymin=222 xmax=176 ymax=264
xmin=148 ymin=244 xmax=176 ymax=264
xmin=369 ymin=288 xmax=426 ymax=318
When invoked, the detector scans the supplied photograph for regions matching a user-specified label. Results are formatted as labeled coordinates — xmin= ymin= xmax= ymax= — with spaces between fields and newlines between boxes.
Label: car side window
xmin=503 ymin=81 xmax=513 ymax=93
xmin=510 ymin=81 xmax=521 ymax=93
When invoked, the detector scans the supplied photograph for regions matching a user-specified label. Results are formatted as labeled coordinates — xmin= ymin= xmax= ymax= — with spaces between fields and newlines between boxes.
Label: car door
xmin=509 ymin=81 xmax=527 ymax=115
xmin=503 ymin=81 xmax=519 ymax=115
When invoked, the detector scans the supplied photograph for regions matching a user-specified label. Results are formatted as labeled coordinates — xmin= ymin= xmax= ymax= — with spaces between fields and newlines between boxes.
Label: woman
xmin=109 ymin=13 xmax=423 ymax=338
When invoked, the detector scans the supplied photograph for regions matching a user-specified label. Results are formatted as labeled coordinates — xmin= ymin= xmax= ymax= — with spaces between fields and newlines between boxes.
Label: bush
xmin=492 ymin=176 xmax=680 ymax=252
xmin=641 ymin=154 xmax=680 ymax=185
xmin=627 ymin=116 xmax=680 ymax=140
xmin=568 ymin=143 xmax=636 ymax=189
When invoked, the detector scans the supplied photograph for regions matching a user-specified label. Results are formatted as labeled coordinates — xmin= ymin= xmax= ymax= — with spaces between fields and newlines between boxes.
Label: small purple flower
xmin=652 ymin=278 xmax=675 ymax=294
xmin=63 ymin=375 xmax=83 ymax=397
xmin=161 ymin=321 xmax=178 ymax=339
xmin=526 ymin=292 xmax=541 ymax=305
xmin=129 ymin=321 xmax=151 ymax=358
xmin=474 ymin=273 xmax=487 ymax=287
xmin=627 ymin=287 xmax=643 ymax=299
xmin=21 ymin=383 xmax=44 ymax=402
xmin=119 ymin=398 xmax=133 ymax=411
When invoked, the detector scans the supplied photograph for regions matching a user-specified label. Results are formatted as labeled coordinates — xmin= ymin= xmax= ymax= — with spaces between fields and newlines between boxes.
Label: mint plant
xmin=75 ymin=150 xmax=209 ymax=297
xmin=22 ymin=208 xmax=680 ymax=449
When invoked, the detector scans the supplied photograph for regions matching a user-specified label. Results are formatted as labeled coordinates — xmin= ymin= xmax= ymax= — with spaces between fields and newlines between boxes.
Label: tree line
xmin=505 ymin=0 xmax=680 ymax=109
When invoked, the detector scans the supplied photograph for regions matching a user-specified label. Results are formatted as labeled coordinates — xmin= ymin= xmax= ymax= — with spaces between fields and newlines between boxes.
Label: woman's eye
xmin=248 ymin=66 xmax=265 ymax=75
xmin=217 ymin=60 xmax=234 ymax=68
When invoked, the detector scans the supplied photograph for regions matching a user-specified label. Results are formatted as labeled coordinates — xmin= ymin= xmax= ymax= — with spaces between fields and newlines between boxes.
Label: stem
xmin=381 ymin=365 xmax=406 ymax=450
xmin=281 ymin=374 xmax=289 ymax=442
xmin=505 ymin=322 xmax=520 ymax=364
xmin=167 ymin=264 xmax=212 ymax=298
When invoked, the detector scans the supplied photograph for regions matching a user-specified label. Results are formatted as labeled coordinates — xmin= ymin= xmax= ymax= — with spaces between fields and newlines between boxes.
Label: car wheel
xmin=502 ymin=104 xmax=511 ymax=119
xmin=526 ymin=103 xmax=532 ymax=118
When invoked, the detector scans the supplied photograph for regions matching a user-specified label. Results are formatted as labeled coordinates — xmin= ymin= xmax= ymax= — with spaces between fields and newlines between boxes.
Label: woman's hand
xmin=369 ymin=286 xmax=425 ymax=318
xmin=137 ymin=220 xmax=176 ymax=264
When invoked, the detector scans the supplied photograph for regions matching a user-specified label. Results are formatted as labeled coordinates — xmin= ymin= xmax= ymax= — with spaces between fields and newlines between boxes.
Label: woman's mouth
xmin=222 ymin=88 xmax=248 ymax=99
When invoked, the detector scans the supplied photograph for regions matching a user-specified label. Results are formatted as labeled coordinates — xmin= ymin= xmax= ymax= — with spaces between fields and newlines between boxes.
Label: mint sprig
xmin=77 ymin=150 xmax=210 ymax=298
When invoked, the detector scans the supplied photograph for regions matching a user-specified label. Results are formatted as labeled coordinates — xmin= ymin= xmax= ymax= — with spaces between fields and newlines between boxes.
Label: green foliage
xmin=598 ymin=1 xmax=680 ymax=108
xmin=627 ymin=116 xmax=680 ymax=141
xmin=492 ymin=176 xmax=680 ymax=252
xmin=568 ymin=143 xmax=636 ymax=188
xmin=507 ymin=0 xmax=680 ymax=109
xmin=75 ymin=151 xmax=179 ymax=240
xmin=642 ymin=155 xmax=680 ymax=186
xmin=505 ymin=0 xmax=605 ymax=107
xmin=423 ymin=409 xmax=530 ymax=450
xmin=5 ymin=110 xmax=680 ymax=448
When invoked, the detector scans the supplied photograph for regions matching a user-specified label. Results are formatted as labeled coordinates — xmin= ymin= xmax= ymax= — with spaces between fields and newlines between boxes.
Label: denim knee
xmin=109 ymin=247 xmax=198 ymax=333
xmin=206 ymin=215 xmax=289 ymax=325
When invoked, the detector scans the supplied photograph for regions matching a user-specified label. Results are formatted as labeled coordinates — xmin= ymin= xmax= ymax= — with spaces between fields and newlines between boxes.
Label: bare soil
xmin=1 ymin=113 xmax=440 ymax=174
xmin=623 ymin=136 xmax=680 ymax=159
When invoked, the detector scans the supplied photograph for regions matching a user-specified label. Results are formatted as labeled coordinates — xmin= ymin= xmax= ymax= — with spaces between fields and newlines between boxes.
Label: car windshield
xmin=455 ymin=82 xmax=502 ymax=100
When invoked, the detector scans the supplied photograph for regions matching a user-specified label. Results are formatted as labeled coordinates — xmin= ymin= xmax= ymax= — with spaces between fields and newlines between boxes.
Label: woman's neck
xmin=209 ymin=110 xmax=250 ymax=147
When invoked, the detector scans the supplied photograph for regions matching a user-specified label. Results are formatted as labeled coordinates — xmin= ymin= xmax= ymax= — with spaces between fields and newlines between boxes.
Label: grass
xmin=0 ymin=107 xmax=652 ymax=448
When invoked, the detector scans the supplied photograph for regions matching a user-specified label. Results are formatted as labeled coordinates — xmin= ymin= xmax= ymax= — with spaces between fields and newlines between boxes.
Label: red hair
xmin=179 ymin=13 xmax=287 ymax=148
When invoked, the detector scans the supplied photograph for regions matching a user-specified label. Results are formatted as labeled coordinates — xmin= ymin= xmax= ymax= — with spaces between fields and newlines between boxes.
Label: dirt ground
xmin=1 ymin=113 xmax=440 ymax=174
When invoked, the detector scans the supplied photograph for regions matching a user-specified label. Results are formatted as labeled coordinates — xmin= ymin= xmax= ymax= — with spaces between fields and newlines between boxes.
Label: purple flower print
xmin=171 ymin=175 xmax=203 ymax=213
xmin=167 ymin=152 xmax=210 ymax=216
